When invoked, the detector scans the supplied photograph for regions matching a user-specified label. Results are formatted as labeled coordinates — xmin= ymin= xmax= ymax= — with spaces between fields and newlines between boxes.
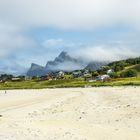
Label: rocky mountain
xmin=45 ymin=51 xmax=85 ymax=72
xmin=27 ymin=51 xmax=85 ymax=76
xmin=27 ymin=63 xmax=46 ymax=77
xmin=27 ymin=51 xmax=107 ymax=76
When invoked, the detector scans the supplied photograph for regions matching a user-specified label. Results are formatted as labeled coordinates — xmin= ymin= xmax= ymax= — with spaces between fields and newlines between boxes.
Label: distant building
xmin=40 ymin=75 xmax=54 ymax=81
xmin=83 ymin=69 xmax=89 ymax=75
xmin=11 ymin=77 xmax=22 ymax=82
xmin=0 ymin=80 xmax=5 ymax=83
xmin=58 ymin=71 xmax=64 ymax=77
xmin=107 ymin=69 xmax=114 ymax=74
xmin=25 ymin=76 xmax=32 ymax=80
xmin=72 ymin=71 xmax=82 ymax=78
xmin=96 ymin=75 xmax=111 ymax=81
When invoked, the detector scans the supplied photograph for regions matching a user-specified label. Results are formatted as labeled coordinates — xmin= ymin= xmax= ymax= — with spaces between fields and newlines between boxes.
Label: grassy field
xmin=0 ymin=77 xmax=140 ymax=90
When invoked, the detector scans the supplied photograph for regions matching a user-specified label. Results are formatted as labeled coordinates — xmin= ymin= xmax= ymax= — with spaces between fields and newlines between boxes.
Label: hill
xmin=0 ymin=57 xmax=140 ymax=90
xmin=95 ymin=57 xmax=140 ymax=78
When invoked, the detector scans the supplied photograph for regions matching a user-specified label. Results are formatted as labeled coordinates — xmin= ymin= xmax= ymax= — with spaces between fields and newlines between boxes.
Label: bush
xmin=120 ymin=69 xmax=137 ymax=78
xmin=109 ymin=72 xmax=119 ymax=78
xmin=113 ymin=64 xmax=124 ymax=72
xmin=92 ymin=71 xmax=99 ymax=77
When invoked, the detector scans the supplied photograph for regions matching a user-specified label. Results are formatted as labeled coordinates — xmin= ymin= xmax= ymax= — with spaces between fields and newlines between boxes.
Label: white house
xmin=11 ymin=77 xmax=21 ymax=81
xmin=72 ymin=71 xmax=82 ymax=78
xmin=107 ymin=69 xmax=114 ymax=74
xmin=58 ymin=71 xmax=64 ymax=77
xmin=96 ymin=75 xmax=111 ymax=81
xmin=83 ymin=69 xmax=89 ymax=74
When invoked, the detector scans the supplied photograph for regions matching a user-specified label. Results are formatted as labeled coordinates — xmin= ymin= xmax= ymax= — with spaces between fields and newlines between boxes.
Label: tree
xmin=109 ymin=72 xmax=119 ymax=78
xmin=18 ymin=75 xmax=25 ymax=81
xmin=0 ymin=74 xmax=14 ymax=81
xmin=120 ymin=69 xmax=137 ymax=78
xmin=102 ymin=66 xmax=110 ymax=71
xmin=92 ymin=71 xmax=99 ymax=77
xmin=32 ymin=76 xmax=38 ymax=80
xmin=113 ymin=62 xmax=125 ymax=72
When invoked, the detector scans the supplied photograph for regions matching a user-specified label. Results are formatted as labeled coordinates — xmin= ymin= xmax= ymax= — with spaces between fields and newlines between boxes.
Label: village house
xmin=72 ymin=71 xmax=82 ymax=78
xmin=40 ymin=75 xmax=54 ymax=81
xmin=96 ymin=75 xmax=111 ymax=81
xmin=83 ymin=69 xmax=89 ymax=75
xmin=0 ymin=80 xmax=5 ymax=83
xmin=58 ymin=71 xmax=64 ymax=77
xmin=107 ymin=69 xmax=114 ymax=74
xmin=11 ymin=77 xmax=22 ymax=82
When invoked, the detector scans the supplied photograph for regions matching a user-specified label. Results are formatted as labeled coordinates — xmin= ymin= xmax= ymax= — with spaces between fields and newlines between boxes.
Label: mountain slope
xmin=27 ymin=52 xmax=85 ymax=76
xmin=27 ymin=63 xmax=47 ymax=77
xmin=85 ymin=61 xmax=108 ymax=71
xmin=27 ymin=51 xmax=109 ymax=76
xmin=45 ymin=51 xmax=85 ymax=72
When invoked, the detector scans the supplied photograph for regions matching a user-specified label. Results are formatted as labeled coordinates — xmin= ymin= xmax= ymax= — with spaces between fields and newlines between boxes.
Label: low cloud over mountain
xmin=27 ymin=51 xmax=106 ymax=76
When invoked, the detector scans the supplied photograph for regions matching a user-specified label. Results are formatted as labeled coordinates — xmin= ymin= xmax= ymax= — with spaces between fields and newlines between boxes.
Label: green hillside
xmin=0 ymin=57 xmax=140 ymax=89
xmin=130 ymin=64 xmax=140 ymax=75
xmin=103 ymin=57 xmax=140 ymax=78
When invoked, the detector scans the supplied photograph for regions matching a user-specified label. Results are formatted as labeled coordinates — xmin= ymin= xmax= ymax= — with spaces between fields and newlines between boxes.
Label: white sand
xmin=0 ymin=87 xmax=140 ymax=140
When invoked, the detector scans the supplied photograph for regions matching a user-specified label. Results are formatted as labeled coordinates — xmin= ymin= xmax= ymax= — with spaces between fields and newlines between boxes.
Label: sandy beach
xmin=0 ymin=87 xmax=140 ymax=140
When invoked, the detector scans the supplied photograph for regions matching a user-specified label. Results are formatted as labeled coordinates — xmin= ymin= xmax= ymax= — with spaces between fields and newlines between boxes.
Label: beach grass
xmin=0 ymin=76 xmax=140 ymax=89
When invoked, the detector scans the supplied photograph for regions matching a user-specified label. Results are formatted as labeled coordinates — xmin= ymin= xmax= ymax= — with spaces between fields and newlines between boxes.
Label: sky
xmin=0 ymin=0 xmax=140 ymax=74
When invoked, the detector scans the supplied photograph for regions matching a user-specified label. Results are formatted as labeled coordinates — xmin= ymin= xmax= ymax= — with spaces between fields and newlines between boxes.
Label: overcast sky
xmin=0 ymin=0 xmax=140 ymax=74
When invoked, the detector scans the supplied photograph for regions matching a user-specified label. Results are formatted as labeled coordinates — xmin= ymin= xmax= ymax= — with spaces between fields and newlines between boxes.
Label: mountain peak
xmin=58 ymin=51 xmax=69 ymax=59
xmin=59 ymin=51 xmax=68 ymax=57
xmin=54 ymin=51 xmax=71 ymax=62
xmin=31 ymin=63 xmax=43 ymax=69
xmin=45 ymin=51 xmax=84 ymax=72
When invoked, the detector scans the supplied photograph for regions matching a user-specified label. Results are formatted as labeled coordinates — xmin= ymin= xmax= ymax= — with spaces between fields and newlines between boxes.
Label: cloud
xmin=0 ymin=62 xmax=27 ymax=75
xmin=47 ymin=61 xmax=84 ymax=71
xmin=0 ymin=22 xmax=38 ymax=74
xmin=1 ymin=0 xmax=140 ymax=30
xmin=0 ymin=0 xmax=140 ymax=74
xmin=42 ymin=38 xmax=81 ymax=49
xmin=43 ymin=38 xmax=64 ymax=47
xmin=0 ymin=23 xmax=36 ymax=58
xmin=42 ymin=37 xmax=140 ymax=62
xmin=73 ymin=44 xmax=140 ymax=62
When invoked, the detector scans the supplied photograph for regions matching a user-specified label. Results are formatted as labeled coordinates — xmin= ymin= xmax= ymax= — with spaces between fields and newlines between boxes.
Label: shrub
xmin=120 ymin=69 xmax=137 ymax=78
xmin=92 ymin=71 xmax=99 ymax=77
xmin=109 ymin=72 xmax=119 ymax=78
